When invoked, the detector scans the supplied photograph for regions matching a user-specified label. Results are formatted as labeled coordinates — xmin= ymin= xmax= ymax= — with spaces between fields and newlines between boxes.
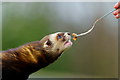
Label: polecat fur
xmin=0 ymin=32 xmax=72 ymax=80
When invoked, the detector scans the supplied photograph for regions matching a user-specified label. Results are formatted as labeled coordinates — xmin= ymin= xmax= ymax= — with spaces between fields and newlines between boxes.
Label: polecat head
xmin=40 ymin=32 xmax=72 ymax=54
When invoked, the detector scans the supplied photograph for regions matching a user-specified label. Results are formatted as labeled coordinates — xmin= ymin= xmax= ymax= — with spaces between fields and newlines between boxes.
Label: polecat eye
xmin=57 ymin=35 xmax=62 ymax=39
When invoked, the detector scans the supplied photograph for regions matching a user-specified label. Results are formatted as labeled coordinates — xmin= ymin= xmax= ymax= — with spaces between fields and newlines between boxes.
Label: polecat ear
xmin=46 ymin=39 xmax=52 ymax=46
xmin=44 ymin=39 xmax=52 ymax=48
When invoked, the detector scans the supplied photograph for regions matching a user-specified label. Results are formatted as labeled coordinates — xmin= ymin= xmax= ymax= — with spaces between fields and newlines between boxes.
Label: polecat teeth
xmin=64 ymin=41 xmax=69 ymax=45
xmin=64 ymin=40 xmax=71 ymax=45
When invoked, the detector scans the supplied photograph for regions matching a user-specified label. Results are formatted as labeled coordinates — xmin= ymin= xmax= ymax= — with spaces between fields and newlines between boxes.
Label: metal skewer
xmin=72 ymin=6 xmax=120 ymax=41
xmin=76 ymin=9 xmax=116 ymax=37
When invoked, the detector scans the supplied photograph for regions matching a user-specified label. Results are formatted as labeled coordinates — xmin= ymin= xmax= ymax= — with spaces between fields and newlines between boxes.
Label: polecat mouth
xmin=64 ymin=40 xmax=72 ymax=47
xmin=63 ymin=33 xmax=73 ymax=47
xmin=64 ymin=40 xmax=69 ymax=45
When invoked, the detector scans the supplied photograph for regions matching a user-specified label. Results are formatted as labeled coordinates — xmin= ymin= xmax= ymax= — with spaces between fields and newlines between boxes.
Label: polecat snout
xmin=0 ymin=32 xmax=72 ymax=80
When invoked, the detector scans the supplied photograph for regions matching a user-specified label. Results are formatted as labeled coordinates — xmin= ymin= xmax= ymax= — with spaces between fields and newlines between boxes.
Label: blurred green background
xmin=2 ymin=2 xmax=118 ymax=78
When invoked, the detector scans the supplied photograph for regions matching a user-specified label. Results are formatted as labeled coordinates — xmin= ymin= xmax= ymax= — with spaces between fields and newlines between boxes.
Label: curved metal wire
xmin=76 ymin=9 xmax=116 ymax=37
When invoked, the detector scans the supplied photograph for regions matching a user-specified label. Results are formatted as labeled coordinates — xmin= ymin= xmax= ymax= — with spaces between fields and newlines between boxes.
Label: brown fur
xmin=0 ymin=35 xmax=63 ymax=80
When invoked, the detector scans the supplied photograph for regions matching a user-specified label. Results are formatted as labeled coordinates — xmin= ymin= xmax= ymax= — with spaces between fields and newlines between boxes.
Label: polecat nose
xmin=64 ymin=32 xmax=71 ymax=40
xmin=67 ymin=32 xmax=70 ymax=35
xmin=64 ymin=32 xmax=70 ymax=36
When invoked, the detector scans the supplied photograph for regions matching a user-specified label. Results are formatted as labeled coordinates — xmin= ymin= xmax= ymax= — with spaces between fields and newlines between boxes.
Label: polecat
xmin=0 ymin=32 xmax=72 ymax=80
